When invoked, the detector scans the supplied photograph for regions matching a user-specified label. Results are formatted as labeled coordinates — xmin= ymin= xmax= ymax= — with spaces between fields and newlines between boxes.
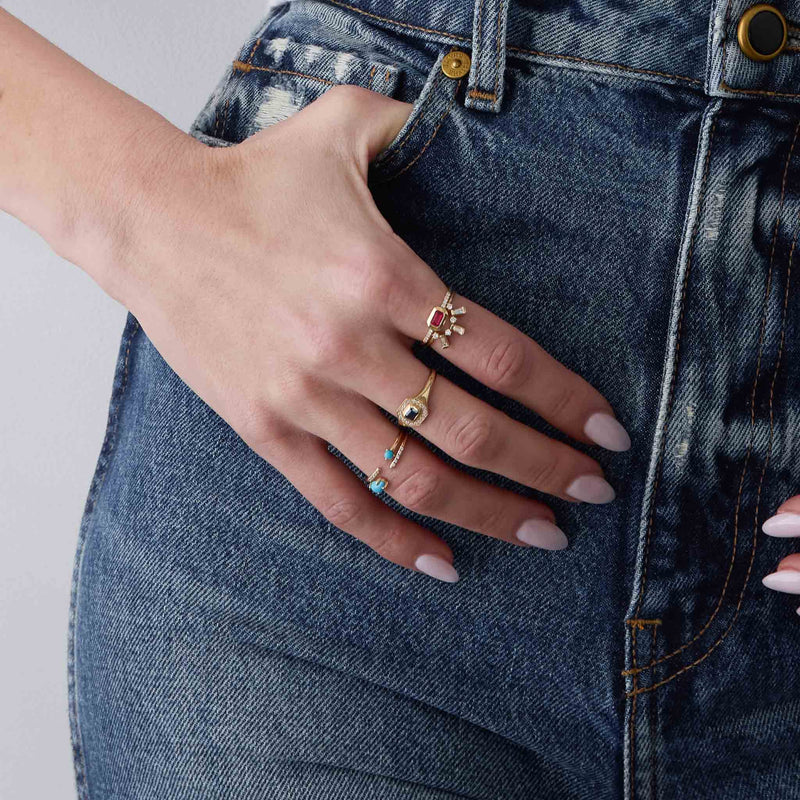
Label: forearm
xmin=0 ymin=9 xmax=195 ymax=294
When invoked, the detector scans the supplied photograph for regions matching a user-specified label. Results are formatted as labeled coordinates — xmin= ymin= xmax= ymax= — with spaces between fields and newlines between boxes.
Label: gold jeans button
xmin=441 ymin=50 xmax=471 ymax=78
xmin=737 ymin=4 xmax=788 ymax=61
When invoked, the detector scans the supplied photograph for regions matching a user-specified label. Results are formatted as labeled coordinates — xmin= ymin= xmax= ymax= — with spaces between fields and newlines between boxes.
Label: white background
xmin=0 ymin=2 xmax=265 ymax=797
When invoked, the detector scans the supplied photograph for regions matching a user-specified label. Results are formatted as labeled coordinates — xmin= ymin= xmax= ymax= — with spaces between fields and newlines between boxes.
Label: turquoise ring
xmin=366 ymin=429 xmax=410 ymax=495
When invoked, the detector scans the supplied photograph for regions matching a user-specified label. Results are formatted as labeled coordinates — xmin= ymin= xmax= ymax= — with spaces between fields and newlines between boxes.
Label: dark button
xmin=737 ymin=4 xmax=787 ymax=61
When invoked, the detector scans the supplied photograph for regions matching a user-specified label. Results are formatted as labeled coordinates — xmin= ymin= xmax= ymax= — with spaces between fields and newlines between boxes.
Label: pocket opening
xmin=369 ymin=50 xmax=463 ymax=182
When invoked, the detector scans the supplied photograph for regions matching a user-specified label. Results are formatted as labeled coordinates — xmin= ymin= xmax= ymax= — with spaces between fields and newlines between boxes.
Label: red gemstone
xmin=429 ymin=309 xmax=445 ymax=328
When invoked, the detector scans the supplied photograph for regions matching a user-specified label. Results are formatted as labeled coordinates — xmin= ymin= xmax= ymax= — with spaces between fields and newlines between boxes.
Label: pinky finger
xmin=262 ymin=431 xmax=460 ymax=583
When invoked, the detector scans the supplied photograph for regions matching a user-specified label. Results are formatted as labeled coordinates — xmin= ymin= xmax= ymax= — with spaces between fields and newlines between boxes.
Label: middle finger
xmin=350 ymin=341 xmax=616 ymax=504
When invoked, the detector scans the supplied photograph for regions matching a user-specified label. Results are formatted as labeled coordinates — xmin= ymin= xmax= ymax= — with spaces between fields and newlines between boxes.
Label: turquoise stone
xmin=369 ymin=479 xmax=387 ymax=495
xmin=384 ymin=449 xmax=394 ymax=460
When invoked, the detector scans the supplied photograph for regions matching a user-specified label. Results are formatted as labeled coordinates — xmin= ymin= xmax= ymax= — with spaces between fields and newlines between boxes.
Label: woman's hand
xmin=762 ymin=496 xmax=800 ymax=613
xmin=96 ymin=84 xmax=630 ymax=582
xmin=0 ymin=10 xmax=629 ymax=581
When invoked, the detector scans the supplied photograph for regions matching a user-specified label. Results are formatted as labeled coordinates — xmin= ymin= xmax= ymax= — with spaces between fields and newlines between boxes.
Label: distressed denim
xmin=69 ymin=1 xmax=800 ymax=798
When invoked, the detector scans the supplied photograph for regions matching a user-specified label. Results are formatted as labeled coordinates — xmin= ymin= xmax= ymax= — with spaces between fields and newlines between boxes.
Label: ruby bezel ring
xmin=422 ymin=287 xmax=466 ymax=349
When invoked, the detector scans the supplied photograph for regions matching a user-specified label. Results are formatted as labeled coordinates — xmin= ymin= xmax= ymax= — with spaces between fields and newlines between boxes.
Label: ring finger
xmin=303 ymin=386 xmax=569 ymax=550
xmin=346 ymin=341 xmax=615 ymax=504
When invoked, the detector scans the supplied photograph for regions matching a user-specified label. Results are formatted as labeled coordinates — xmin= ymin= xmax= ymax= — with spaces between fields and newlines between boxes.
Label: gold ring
xmin=422 ymin=286 xmax=466 ymax=349
xmin=397 ymin=368 xmax=437 ymax=427
xmin=366 ymin=428 xmax=410 ymax=495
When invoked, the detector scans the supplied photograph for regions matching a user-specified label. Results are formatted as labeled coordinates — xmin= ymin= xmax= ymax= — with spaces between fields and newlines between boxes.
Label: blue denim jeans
xmin=69 ymin=1 xmax=800 ymax=798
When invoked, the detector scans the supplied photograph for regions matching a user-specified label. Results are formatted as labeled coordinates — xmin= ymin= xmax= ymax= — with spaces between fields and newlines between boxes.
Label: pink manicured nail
xmin=762 ymin=570 xmax=800 ymax=594
xmin=762 ymin=512 xmax=800 ymax=538
xmin=415 ymin=554 xmax=459 ymax=583
xmin=515 ymin=519 xmax=568 ymax=550
xmin=583 ymin=412 xmax=631 ymax=452
xmin=565 ymin=474 xmax=616 ymax=504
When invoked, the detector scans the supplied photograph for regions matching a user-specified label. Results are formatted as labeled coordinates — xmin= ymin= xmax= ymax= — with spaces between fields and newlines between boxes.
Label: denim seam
xmin=218 ymin=36 xmax=262 ymax=139
xmin=493 ymin=0 xmax=507 ymax=99
xmin=374 ymin=79 xmax=461 ymax=183
xmin=628 ymin=110 xmax=720 ymax=625
xmin=246 ymin=35 xmax=263 ymax=63
xmin=506 ymin=46 xmax=703 ymax=87
xmin=629 ymin=210 xmax=799 ymax=696
xmin=629 ymin=623 xmax=639 ymax=799
xmin=479 ymin=0 xmax=507 ymax=101
xmin=625 ymin=120 xmax=800 ymax=686
xmin=215 ymin=97 xmax=230 ymax=139
xmin=466 ymin=0 xmax=507 ymax=102
xmin=626 ymin=618 xmax=661 ymax=799
xmin=232 ymin=59 xmax=337 ymax=85
xmin=319 ymin=0 xmax=703 ymax=89
xmin=648 ymin=624 xmax=658 ymax=800
xmin=68 ymin=317 xmax=141 ymax=800
xmin=472 ymin=0 xmax=485 ymax=98
xmin=468 ymin=89 xmax=496 ymax=100
xmin=379 ymin=70 xmax=444 ymax=166
xmin=718 ymin=80 xmax=800 ymax=98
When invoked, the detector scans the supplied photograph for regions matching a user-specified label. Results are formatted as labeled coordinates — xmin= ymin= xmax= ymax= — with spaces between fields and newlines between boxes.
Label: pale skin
xmin=1 ymin=11 xmax=798 ymax=601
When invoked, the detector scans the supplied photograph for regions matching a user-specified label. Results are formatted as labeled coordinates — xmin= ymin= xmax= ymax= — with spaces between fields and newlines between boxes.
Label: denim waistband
xmin=310 ymin=0 xmax=800 ymax=105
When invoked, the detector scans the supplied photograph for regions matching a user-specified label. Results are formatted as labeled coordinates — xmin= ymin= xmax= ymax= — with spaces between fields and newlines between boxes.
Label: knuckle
xmin=235 ymin=402 xmax=286 ymax=453
xmin=321 ymin=497 xmax=363 ymax=529
xmin=316 ymin=85 xmax=379 ymax=146
xmin=324 ymin=82 xmax=372 ymax=109
xmin=268 ymin=370 xmax=324 ymax=414
xmin=447 ymin=413 xmax=497 ymax=465
xmin=369 ymin=524 xmax=406 ymax=561
xmin=483 ymin=336 xmax=530 ymax=391
xmin=358 ymin=250 xmax=399 ymax=307
xmin=547 ymin=382 xmax=579 ymax=420
xmin=302 ymin=319 xmax=356 ymax=372
xmin=343 ymin=237 xmax=409 ymax=310
xmin=473 ymin=502 xmax=512 ymax=536
xmin=392 ymin=466 xmax=441 ymax=515
xmin=522 ymin=455 xmax=561 ymax=492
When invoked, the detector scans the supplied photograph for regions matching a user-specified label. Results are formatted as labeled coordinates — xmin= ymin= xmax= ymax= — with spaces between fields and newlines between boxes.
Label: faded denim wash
xmin=69 ymin=1 xmax=800 ymax=798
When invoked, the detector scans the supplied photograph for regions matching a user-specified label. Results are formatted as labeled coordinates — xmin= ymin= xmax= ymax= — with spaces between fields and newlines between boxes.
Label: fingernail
xmin=762 ymin=512 xmax=800 ymax=538
xmin=565 ymin=474 xmax=616 ymax=504
xmin=515 ymin=519 xmax=568 ymax=550
xmin=583 ymin=412 xmax=631 ymax=452
xmin=415 ymin=554 xmax=459 ymax=583
xmin=762 ymin=570 xmax=800 ymax=594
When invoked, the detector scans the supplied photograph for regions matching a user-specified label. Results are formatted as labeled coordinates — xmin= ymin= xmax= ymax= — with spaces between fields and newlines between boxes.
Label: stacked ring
xmin=422 ymin=287 xmax=467 ymax=349
xmin=397 ymin=368 xmax=437 ymax=428
xmin=366 ymin=428 xmax=410 ymax=495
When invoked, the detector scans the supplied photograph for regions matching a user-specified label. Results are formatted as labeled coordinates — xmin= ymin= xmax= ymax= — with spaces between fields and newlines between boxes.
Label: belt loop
xmin=465 ymin=0 xmax=509 ymax=113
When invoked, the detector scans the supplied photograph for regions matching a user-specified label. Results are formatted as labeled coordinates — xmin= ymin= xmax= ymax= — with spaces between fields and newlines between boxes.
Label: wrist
xmin=59 ymin=112 xmax=207 ymax=305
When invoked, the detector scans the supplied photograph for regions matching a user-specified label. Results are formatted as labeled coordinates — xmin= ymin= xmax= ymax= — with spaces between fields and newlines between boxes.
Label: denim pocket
xmin=190 ymin=32 xmax=401 ymax=145
xmin=369 ymin=50 xmax=463 ymax=183
xmin=188 ymin=11 xmax=461 ymax=180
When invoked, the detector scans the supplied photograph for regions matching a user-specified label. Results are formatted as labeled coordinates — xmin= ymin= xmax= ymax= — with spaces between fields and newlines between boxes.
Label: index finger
xmin=392 ymin=258 xmax=631 ymax=452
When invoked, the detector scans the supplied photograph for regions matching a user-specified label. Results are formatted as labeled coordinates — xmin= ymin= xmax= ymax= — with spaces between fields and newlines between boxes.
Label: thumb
xmin=312 ymin=85 xmax=413 ymax=166
xmin=364 ymin=95 xmax=414 ymax=162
